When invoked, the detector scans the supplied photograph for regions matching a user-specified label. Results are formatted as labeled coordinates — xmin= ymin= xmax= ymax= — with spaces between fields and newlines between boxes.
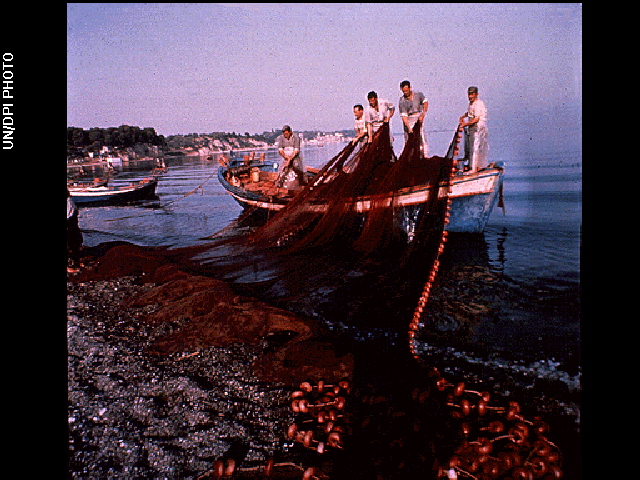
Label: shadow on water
xmin=420 ymin=229 xmax=580 ymax=366
xmin=196 ymin=211 xmax=580 ymax=374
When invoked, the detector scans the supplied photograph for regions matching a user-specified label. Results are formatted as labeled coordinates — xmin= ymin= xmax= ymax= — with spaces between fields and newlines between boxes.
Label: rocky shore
xmin=67 ymin=242 xmax=580 ymax=478
xmin=67 ymin=242 xmax=359 ymax=477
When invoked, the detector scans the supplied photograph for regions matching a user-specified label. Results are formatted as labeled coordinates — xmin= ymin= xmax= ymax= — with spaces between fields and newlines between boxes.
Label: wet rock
xmin=67 ymin=279 xmax=295 ymax=478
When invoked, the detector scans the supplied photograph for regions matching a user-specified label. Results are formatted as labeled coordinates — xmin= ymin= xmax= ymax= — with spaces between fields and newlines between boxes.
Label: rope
xmin=407 ymin=124 xmax=462 ymax=362
xmin=102 ymin=170 xmax=217 ymax=223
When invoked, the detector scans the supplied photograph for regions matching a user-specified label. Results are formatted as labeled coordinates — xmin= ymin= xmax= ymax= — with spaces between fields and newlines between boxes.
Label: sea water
xmin=77 ymin=131 xmax=581 ymax=412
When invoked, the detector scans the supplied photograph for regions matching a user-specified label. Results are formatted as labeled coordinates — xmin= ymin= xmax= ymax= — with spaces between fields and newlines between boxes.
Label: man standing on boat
xmin=398 ymin=80 xmax=429 ymax=157
xmin=459 ymin=86 xmax=489 ymax=172
xmin=364 ymin=91 xmax=395 ymax=143
xmin=277 ymin=125 xmax=306 ymax=188
xmin=351 ymin=104 xmax=368 ymax=146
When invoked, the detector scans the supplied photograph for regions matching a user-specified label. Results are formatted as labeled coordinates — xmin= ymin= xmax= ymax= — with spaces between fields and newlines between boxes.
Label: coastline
xmin=67 ymin=242 xmax=355 ymax=477
xmin=67 ymin=242 xmax=580 ymax=478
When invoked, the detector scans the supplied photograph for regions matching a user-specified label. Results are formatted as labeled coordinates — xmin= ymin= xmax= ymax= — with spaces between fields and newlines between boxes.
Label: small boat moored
xmin=68 ymin=176 xmax=160 ymax=206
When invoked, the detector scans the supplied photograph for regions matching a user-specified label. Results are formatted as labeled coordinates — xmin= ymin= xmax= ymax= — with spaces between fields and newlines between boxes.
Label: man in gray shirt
xmin=277 ymin=125 xmax=306 ymax=187
xmin=398 ymin=80 xmax=429 ymax=157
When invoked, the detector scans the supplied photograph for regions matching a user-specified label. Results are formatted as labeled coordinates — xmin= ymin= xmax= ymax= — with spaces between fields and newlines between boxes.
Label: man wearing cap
xmin=398 ymin=80 xmax=429 ymax=157
xmin=277 ymin=125 xmax=306 ymax=187
xmin=459 ymin=86 xmax=489 ymax=172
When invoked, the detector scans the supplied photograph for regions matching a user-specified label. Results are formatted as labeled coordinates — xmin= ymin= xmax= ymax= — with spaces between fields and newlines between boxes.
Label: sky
xmin=67 ymin=3 xmax=581 ymax=151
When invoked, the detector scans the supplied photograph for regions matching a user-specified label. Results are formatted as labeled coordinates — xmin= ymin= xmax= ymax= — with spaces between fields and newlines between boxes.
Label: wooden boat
xmin=217 ymin=159 xmax=504 ymax=234
xmin=68 ymin=176 xmax=159 ymax=206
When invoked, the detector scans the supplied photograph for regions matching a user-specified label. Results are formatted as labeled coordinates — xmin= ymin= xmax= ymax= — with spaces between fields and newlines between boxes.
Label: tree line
xmin=67 ymin=125 xmax=166 ymax=150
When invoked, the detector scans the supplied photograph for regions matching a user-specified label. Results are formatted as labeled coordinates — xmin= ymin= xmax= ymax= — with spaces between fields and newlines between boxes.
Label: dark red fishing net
xmin=138 ymin=120 xmax=457 ymax=289
xmin=247 ymin=121 xmax=454 ymax=259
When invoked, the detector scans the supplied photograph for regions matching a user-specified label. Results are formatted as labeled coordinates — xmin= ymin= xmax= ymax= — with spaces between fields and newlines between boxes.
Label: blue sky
xmin=67 ymin=3 xmax=581 ymax=146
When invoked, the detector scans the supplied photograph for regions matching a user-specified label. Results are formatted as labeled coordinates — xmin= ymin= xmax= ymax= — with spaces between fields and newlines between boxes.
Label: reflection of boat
xmin=68 ymin=177 xmax=159 ymax=206
xmin=218 ymin=159 xmax=504 ymax=233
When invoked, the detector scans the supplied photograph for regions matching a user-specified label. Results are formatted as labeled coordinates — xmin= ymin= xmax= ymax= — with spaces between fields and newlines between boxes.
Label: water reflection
xmin=496 ymin=226 xmax=507 ymax=274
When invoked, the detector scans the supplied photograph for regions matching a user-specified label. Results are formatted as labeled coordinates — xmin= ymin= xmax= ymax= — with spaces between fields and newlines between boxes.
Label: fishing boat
xmin=68 ymin=176 xmax=159 ymax=206
xmin=218 ymin=158 xmax=504 ymax=234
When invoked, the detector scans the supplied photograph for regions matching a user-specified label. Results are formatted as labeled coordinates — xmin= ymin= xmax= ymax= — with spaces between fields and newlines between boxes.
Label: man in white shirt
xmin=398 ymin=80 xmax=429 ymax=157
xmin=364 ymin=91 xmax=395 ymax=143
xmin=459 ymin=86 xmax=489 ymax=172
xmin=351 ymin=104 xmax=367 ymax=146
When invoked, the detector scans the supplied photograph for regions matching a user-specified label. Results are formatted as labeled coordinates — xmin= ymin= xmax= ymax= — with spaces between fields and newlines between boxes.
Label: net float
xmin=461 ymin=399 xmax=471 ymax=416
xmin=303 ymin=430 xmax=314 ymax=447
xmin=287 ymin=423 xmax=297 ymax=439
xmin=302 ymin=467 xmax=319 ymax=480
xmin=478 ymin=399 xmax=487 ymax=415
xmin=324 ymin=420 xmax=334 ymax=433
xmin=211 ymin=459 xmax=224 ymax=477
xmin=224 ymin=458 xmax=235 ymax=477
xmin=264 ymin=457 xmax=274 ymax=477
xmin=327 ymin=431 xmax=342 ymax=448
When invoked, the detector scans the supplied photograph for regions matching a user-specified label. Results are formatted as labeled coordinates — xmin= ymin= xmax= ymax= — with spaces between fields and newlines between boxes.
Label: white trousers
xmin=464 ymin=126 xmax=489 ymax=171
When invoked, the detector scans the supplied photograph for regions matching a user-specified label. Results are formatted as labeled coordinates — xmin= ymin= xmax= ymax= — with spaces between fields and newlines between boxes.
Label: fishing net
xmin=127 ymin=119 xmax=458 ymax=294
xmin=246 ymin=120 xmax=455 ymax=260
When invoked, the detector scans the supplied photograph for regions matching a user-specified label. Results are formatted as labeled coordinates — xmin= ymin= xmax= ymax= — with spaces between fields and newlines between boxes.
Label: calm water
xmin=77 ymin=132 xmax=581 ymax=402
xmin=80 ymin=134 xmax=581 ymax=285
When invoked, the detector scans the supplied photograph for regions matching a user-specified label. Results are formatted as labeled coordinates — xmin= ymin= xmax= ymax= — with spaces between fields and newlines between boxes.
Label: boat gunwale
xmin=217 ymin=163 xmax=503 ymax=212
xmin=69 ymin=177 xmax=158 ymax=197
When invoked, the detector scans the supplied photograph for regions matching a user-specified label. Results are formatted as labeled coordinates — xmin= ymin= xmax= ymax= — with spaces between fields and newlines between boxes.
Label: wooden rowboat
xmin=68 ymin=176 xmax=159 ymax=206
xmin=218 ymin=159 xmax=504 ymax=234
